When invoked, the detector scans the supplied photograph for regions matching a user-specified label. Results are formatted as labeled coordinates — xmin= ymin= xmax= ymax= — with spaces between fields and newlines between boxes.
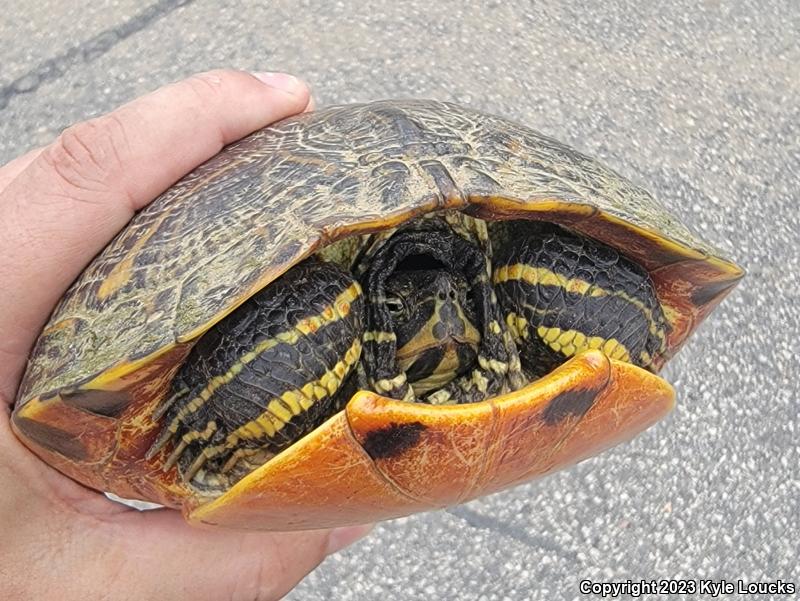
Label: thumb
xmin=0 ymin=68 xmax=311 ymax=400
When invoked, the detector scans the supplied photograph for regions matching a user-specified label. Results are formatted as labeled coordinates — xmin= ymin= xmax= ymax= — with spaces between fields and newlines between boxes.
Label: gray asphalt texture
xmin=1 ymin=1 xmax=797 ymax=599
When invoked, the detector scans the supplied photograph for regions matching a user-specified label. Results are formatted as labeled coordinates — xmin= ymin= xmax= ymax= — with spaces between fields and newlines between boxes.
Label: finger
xmin=0 ymin=70 xmax=310 ymax=399
xmin=107 ymin=510 xmax=373 ymax=601
xmin=0 ymin=89 xmax=311 ymax=196
xmin=0 ymin=147 xmax=43 ymax=193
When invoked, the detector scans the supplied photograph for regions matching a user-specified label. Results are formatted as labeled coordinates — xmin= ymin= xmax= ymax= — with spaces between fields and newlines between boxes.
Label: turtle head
xmin=385 ymin=268 xmax=481 ymax=395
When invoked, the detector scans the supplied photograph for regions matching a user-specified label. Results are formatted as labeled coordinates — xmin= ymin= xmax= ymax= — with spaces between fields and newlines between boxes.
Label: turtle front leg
xmin=360 ymin=309 xmax=415 ymax=402
xmin=492 ymin=223 xmax=669 ymax=378
xmin=146 ymin=260 xmax=365 ymax=486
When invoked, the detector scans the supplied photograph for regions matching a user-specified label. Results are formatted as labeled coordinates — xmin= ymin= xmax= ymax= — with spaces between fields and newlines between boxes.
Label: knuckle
xmin=184 ymin=70 xmax=233 ymax=102
xmin=42 ymin=114 xmax=130 ymax=196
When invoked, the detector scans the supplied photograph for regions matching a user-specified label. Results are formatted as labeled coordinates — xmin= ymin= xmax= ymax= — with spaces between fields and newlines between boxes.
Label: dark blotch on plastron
xmin=61 ymin=388 xmax=131 ymax=418
xmin=542 ymin=388 xmax=600 ymax=425
xmin=14 ymin=416 xmax=88 ymax=461
xmin=362 ymin=421 xmax=427 ymax=459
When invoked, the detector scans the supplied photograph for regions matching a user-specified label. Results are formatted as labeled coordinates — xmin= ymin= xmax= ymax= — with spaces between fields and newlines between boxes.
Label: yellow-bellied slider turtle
xmin=11 ymin=100 xmax=743 ymax=530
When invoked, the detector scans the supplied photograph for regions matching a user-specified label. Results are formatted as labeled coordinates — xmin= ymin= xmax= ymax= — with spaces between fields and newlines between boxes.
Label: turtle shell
xmin=11 ymin=100 xmax=743 ymax=530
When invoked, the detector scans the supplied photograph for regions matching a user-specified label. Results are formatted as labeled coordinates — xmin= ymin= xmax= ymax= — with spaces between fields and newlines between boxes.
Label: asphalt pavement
xmin=1 ymin=1 xmax=797 ymax=599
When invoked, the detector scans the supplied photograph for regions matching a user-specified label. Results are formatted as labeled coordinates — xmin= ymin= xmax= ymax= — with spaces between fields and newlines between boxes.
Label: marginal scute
xmin=690 ymin=276 xmax=741 ymax=307
xmin=13 ymin=416 xmax=89 ymax=461
xmin=60 ymin=388 xmax=132 ymax=418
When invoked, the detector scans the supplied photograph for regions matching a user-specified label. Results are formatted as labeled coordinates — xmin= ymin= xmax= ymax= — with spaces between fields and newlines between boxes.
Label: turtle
xmin=11 ymin=100 xmax=743 ymax=531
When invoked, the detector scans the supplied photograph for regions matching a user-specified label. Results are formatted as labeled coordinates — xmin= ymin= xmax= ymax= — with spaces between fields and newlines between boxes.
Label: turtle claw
xmin=145 ymin=426 xmax=178 ymax=461
xmin=151 ymin=387 xmax=188 ymax=421
xmin=162 ymin=438 xmax=188 ymax=472
xmin=184 ymin=451 xmax=209 ymax=482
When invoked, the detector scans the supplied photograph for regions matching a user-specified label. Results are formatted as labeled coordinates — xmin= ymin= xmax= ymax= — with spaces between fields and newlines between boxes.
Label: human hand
xmin=0 ymin=70 xmax=372 ymax=601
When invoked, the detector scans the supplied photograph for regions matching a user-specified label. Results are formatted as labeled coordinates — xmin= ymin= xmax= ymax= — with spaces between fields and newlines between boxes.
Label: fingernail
xmin=325 ymin=523 xmax=375 ymax=555
xmin=251 ymin=72 xmax=304 ymax=95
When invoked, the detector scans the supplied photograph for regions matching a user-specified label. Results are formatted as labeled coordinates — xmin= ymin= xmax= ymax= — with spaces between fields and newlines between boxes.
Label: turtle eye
xmin=385 ymin=297 xmax=405 ymax=316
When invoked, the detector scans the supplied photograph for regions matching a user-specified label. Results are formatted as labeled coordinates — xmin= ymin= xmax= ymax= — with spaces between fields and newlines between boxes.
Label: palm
xmin=4 ymin=410 xmax=338 ymax=599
